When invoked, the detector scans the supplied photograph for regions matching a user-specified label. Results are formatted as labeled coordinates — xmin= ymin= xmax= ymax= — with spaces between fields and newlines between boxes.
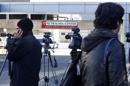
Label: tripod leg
xmin=41 ymin=50 xmax=58 ymax=86
xmin=48 ymin=51 xmax=59 ymax=85
xmin=47 ymin=53 xmax=50 ymax=86
xmin=43 ymin=53 xmax=49 ymax=86
xmin=53 ymin=55 xmax=58 ymax=68
xmin=48 ymin=51 xmax=54 ymax=68
xmin=0 ymin=56 xmax=8 ymax=77
xmin=60 ymin=63 xmax=71 ymax=82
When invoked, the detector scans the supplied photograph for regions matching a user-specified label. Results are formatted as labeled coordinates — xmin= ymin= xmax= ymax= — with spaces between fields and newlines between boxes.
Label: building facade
xmin=0 ymin=0 xmax=29 ymax=2
xmin=0 ymin=2 xmax=129 ymax=58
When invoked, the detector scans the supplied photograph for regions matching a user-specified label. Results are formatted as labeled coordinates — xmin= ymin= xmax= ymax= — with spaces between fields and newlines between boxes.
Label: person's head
xmin=94 ymin=2 xmax=124 ymax=32
xmin=17 ymin=18 xmax=33 ymax=32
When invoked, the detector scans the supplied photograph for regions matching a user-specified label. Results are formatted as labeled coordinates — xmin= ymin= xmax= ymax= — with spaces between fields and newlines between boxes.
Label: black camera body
xmin=0 ymin=33 xmax=14 ymax=50
xmin=65 ymin=28 xmax=82 ymax=50
xmin=43 ymin=32 xmax=53 ymax=46
xmin=0 ymin=33 xmax=13 ymax=39
xmin=43 ymin=32 xmax=51 ymax=38
xmin=3 ymin=34 xmax=15 ymax=50
xmin=126 ymin=32 xmax=130 ymax=42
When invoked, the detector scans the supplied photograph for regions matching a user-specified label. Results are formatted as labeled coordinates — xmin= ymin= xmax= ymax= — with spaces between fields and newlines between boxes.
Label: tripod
xmin=40 ymin=43 xmax=58 ymax=86
xmin=60 ymin=49 xmax=81 ymax=86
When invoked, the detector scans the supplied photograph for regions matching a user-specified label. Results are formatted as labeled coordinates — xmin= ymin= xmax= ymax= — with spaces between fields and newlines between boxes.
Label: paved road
xmin=0 ymin=54 xmax=130 ymax=86
xmin=0 ymin=55 xmax=71 ymax=86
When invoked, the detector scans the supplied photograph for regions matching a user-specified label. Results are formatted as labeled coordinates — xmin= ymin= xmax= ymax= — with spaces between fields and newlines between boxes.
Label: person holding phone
xmin=6 ymin=18 xmax=42 ymax=86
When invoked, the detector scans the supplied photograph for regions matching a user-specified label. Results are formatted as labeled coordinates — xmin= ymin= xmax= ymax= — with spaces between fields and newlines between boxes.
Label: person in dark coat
xmin=6 ymin=18 xmax=42 ymax=86
xmin=80 ymin=2 xmax=128 ymax=86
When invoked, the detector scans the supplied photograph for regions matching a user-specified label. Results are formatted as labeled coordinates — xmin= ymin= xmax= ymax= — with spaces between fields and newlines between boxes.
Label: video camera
xmin=126 ymin=32 xmax=130 ymax=42
xmin=0 ymin=33 xmax=14 ymax=38
xmin=43 ymin=32 xmax=53 ymax=46
xmin=65 ymin=27 xmax=82 ymax=50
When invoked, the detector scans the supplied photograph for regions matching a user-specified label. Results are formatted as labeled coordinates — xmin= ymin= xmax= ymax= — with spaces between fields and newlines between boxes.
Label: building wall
xmin=0 ymin=2 xmax=129 ymax=56
xmin=0 ymin=0 xmax=29 ymax=2
xmin=0 ymin=3 xmax=127 ymax=21
xmin=0 ymin=2 xmax=127 ymax=40
xmin=0 ymin=2 xmax=98 ymax=15
xmin=0 ymin=2 xmax=128 ymax=46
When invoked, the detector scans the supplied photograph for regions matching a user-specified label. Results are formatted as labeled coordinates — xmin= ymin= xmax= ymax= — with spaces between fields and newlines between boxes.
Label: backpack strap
xmin=103 ymin=38 xmax=116 ymax=86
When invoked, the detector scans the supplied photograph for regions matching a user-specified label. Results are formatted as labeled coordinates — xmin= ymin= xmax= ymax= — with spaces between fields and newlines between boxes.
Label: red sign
xmin=42 ymin=20 xmax=78 ymax=29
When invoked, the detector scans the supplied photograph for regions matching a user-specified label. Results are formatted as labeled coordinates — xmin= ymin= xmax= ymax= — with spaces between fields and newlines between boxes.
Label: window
xmin=31 ymin=14 xmax=45 ymax=20
xmin=61 ymin=32 xmax=65 ymax=35
xmin=0 ymin=14 xmax=6 ymax=19
xmin=47 ymin=14 xmax=54 ymax=20
xmin=9 ymin=14 xmax=27 ymax=19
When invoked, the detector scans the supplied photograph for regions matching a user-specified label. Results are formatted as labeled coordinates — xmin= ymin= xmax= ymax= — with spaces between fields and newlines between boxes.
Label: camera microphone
xmin=65 ymin=34 xmax=71 ymax=39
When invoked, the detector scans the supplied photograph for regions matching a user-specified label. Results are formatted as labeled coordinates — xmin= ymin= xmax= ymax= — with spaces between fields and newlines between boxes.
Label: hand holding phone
xmin=14 ymin=29 xmax=23 ymax=39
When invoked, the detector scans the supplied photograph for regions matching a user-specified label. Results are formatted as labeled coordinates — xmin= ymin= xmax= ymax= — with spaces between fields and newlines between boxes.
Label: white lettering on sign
xmin=46 ymin=21 xmax=78 ymax=26
xmin=42 ymin=21 xmax=78 ymax=29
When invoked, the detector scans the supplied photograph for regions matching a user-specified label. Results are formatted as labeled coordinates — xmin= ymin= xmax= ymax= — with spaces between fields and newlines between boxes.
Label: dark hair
xmin=17 ymin=18 xmax=33 ymax=32
xmin=94 ymin=2 xmax=124 ymax=30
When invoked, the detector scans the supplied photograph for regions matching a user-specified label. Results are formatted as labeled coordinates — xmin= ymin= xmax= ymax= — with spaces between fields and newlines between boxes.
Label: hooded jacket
xmin=80 ymin=28 xmax=128 ymax=86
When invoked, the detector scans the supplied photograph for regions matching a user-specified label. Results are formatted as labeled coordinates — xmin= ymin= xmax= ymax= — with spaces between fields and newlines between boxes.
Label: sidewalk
xmin=0 ymin=43 xmax=71 ymax=55
xmin=0 ymin=49 xmax=6 ymax=55
xmin=0 ymin=55 xmax=71 ymax=86
xmin=47 ymin=48 xmax=71 ymax=56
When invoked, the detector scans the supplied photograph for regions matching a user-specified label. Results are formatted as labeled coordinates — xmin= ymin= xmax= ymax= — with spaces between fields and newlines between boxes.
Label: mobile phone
xmin=16 ymin=29 xmax=23 ymax=38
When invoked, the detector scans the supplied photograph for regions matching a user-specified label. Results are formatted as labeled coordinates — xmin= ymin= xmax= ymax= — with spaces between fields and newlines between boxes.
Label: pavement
xmin=0 ymin=48 xmax=72 ymax=86
xmin=0 ymin=48 xmax=130 ymax=86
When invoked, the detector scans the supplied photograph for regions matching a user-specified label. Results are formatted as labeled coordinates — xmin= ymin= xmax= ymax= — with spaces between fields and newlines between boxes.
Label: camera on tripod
xmin=65 ymin=27 xmax=82 ymax=50
xmin=43 ymin=32 xmax=53 ymax=45
xmin=41 ymin=32 xmax=59 ymax=85
xmin=60 ymin=28 xmax=82 ymax=86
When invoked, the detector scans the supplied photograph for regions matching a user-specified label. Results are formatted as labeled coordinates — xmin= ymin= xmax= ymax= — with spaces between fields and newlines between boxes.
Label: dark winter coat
xmin=80 ymin=28 xmax=128 ymax=86
xmin=7 ymin=31 xmax=42 ymax=86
